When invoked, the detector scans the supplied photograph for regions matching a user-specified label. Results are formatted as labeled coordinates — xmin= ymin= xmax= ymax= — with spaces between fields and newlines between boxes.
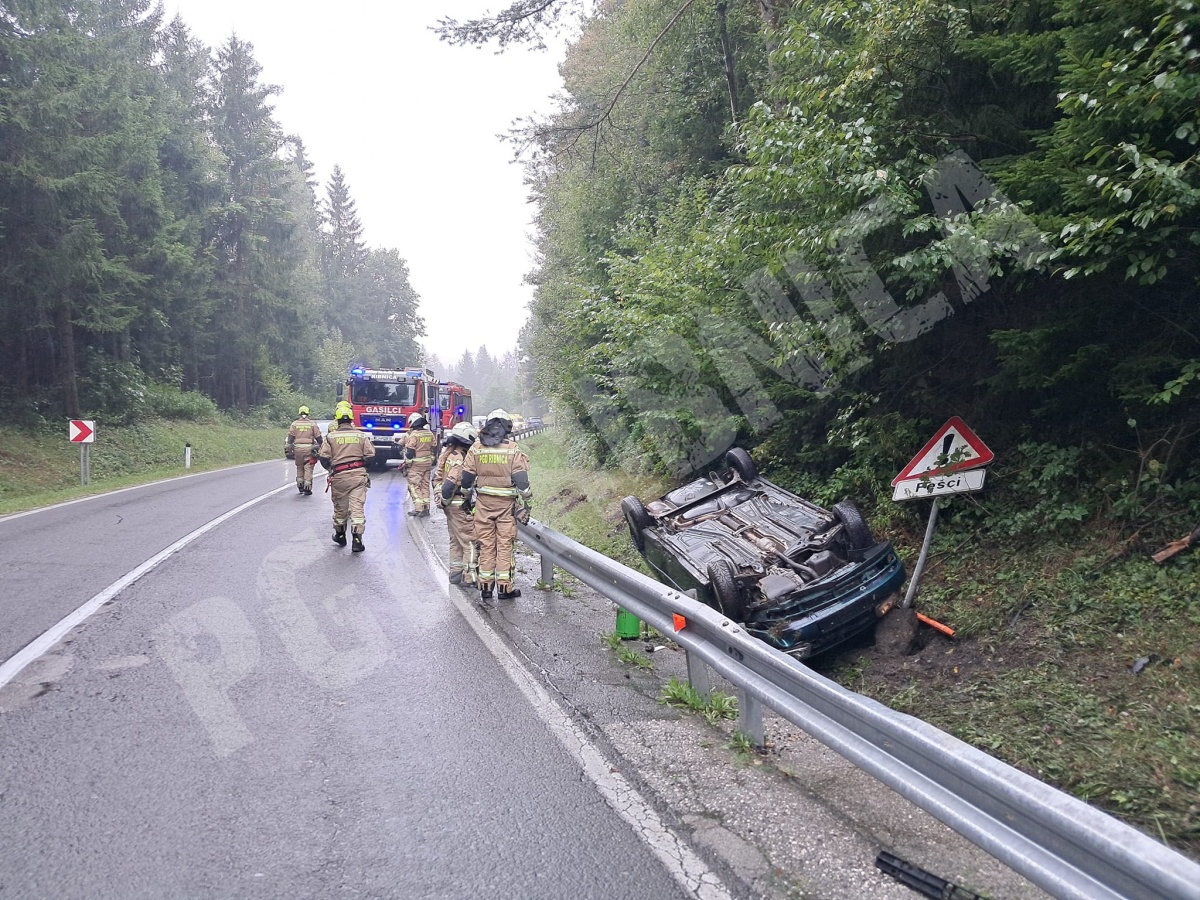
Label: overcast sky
xmin=163 ymin=1 xmax=569 ymax=367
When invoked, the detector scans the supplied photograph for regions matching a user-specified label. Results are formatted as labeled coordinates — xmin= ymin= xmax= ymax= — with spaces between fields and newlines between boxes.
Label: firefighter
xmin=433 ymin=421 xmax=480 ymax=586
xmin=446 ymin=409 xmax=531 ymax=600
xmin=318 ymin=400 xmax=375 ymax=552
xmin=285 ymin=405 xmax=323 ymax=495
xmin=402 ymin=410 xmax=437 ymax=517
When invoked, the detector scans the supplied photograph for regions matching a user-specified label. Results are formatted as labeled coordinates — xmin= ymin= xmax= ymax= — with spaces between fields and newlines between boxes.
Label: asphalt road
xmin=0 ymin=462 xmax=707 ymax=899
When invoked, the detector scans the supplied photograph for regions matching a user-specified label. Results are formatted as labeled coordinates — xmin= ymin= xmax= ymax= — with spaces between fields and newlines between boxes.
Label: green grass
xmin=855 ymin=536 xmax=1200 ymax=853
xmin=0 ymin=419 xmax=282 ymax=515
xmin=520 ymin=432 xmax=668 ymax=572
xmin=660 ymin=676 xmax=739 ymax=726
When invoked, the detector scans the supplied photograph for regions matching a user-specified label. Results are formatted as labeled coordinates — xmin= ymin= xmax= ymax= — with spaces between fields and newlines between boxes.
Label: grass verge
xmin=521 ymin=432 xmax=669 ymax=572
xmin=0 ymin=420 xmax=282 ymax=516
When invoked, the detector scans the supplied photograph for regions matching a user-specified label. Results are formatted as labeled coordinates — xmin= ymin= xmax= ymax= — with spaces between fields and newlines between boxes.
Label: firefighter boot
xmin=352 ymin=533 xmax=365 ymax=553
xmin=449 ymin=572 xmax=463 ymax=585
xmin=480 ymin=582 xmax=494 ymax=601
xmin=332 ymin=527 xmax=347 ymax=546
xmin=497 ymin=587 xmax=522 ymax=600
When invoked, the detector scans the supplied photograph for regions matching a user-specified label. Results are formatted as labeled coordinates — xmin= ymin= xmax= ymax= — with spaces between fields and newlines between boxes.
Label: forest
xmin=482 ymin=0 xmax=1200 ymax=523
xmin=0 ymin=0 xmax=427 ymax=424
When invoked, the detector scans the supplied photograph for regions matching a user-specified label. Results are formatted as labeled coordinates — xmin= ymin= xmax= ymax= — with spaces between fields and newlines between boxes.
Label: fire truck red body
xmin=437 ymin=382 xmax=473 ymax=430
xmin=340 ymin=366 xmax=439 ymax=467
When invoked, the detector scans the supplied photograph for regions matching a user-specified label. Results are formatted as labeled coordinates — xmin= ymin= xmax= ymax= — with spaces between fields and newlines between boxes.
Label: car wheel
xmin=707 ymin=559 xmax=745 ymax=621
xmin=833 ymin=500 xmax=875 ymax=550
xmin=724 ymin=447 xmax=758 ymax=482
xmin=621 ymin=496 xmax=652 ymax=553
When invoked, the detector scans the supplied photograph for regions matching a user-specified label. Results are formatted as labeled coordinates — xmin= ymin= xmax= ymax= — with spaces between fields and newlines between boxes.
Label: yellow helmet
xmin=334 ymin=401 xmax=354 ymax=422
xmin=298 ymin=405 xmax=310 ymax=416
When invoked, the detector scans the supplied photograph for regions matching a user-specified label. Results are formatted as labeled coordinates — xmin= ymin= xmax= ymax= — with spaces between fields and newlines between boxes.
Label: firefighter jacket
xmin=403 ymin=425 xmax=436 ymax=464
xmin=287 ymin=417 xmax=323 ymax=455
xmin=434 ymin=444 xmax=471 ymax=505
xmin=461 ymin=439 xmax=529 ymax=499
xmin=319 ymin=422 xmax=375 ymax=475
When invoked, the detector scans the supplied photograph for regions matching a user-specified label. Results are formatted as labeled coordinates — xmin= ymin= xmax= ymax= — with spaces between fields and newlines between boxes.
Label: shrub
xmin=143 ymin=383 xmax=219 ymax=421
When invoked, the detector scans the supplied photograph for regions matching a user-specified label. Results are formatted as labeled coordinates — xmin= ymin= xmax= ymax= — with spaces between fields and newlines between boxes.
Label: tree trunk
xmin=56 ymin=303 xmax=81 ymax=418
xmin=717 ymin=2 xmax=739 ymax=122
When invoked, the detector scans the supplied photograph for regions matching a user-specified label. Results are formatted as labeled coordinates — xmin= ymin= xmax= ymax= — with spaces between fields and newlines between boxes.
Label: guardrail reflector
xmin=673 ymin=613 xmax=687 ymax=632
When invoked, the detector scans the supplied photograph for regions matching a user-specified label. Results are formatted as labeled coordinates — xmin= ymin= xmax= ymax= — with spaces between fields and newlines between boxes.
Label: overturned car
xmin=621 ymin=449 xmax=905 ymax=660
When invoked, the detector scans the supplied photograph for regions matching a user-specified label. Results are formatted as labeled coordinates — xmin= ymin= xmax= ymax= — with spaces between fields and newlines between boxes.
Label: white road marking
xmin=408 ymin=518 xmax=734 ymax=900
xmin=0 ymin=482 xmax=294 ymax=691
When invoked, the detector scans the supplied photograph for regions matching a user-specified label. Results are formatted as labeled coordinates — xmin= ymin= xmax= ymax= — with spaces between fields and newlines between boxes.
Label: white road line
xmin=0 ymin=483 xmax=294 ymax=691
xmin=407 ymin=517 xmax=733 ymax=900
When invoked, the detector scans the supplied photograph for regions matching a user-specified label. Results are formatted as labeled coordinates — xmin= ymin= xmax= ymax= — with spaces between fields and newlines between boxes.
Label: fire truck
xmin=437 ymin=381 xmax=473 ymax=430
xmin=339 ymin=365 xmax=439 ymax=467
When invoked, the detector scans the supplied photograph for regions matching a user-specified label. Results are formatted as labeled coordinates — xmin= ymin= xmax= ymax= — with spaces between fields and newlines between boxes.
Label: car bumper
xmin=744 ymin=544 xmax=906 ymax=659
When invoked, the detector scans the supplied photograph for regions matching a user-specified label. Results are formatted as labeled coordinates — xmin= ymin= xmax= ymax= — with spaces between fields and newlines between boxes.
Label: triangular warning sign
xmin=891 ymin=416 xmax=993 ymax=486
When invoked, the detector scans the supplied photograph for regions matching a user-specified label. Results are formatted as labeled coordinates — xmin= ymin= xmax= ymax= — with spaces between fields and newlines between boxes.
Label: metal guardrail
xmin=518 ymin=519 xmax=1200 ymax=900
xmin=512 ymin=424 xmax=549 ymax=441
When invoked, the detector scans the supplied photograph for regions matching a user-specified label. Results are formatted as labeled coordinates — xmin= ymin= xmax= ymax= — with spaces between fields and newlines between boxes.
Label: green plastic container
xmin=615 ymin=607 xmax=641 ymax=640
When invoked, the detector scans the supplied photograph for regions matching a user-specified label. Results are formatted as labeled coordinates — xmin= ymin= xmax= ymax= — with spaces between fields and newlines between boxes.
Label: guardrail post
xmin=738 ymin=688 xmax=764 ymax=747
xmin=686 ymin=650 xmax=712 ymax=697
xmin=540 ymin=552 xmax=554 ymax=586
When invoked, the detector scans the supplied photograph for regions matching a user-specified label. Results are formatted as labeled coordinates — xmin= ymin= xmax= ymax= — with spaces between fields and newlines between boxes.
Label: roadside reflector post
xmin=539 ymin=551 xmax=553 ymax=586
xmin=738 ymin=688 xmax=764 ymax=748
xmin=902 ymin=498 xmax=939 ymax=608
xmin=686 ymin=649 xmax=712 ymax=698
xmin=184 ymin=442 xmax=192 ymax=469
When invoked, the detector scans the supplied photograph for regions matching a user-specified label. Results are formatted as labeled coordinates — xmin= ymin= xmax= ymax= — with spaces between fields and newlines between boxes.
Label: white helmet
xmin=449 ymin=421 xmax=477 ymax=444
xmin=407 ymin=412 xmax=426 ymax=427
xmin=485 ymin=408 xmax=512 ymax=429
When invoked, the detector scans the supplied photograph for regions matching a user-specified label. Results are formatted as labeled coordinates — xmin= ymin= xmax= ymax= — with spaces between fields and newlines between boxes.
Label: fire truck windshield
xmin=351 ymin=381 xmax=416 ymax=406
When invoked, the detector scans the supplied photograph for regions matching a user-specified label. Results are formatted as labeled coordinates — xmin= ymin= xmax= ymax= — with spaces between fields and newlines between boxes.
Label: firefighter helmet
xmin=407 ymin=412 xmax=427 ymax=429
xmin=479 ymin=409 xmax=513 ymax=447
xmin=449 ymin=421 xmax=477 ymax=445
xmin=485 ymin=409 xmax=513 ymax=430
xmin=298 ymin=405 xmax=310 ymax=416
xmin=334 ymin=401 xmax=353 ymax=422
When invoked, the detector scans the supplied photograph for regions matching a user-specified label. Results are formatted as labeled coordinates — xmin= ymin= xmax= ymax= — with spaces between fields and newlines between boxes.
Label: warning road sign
xmin=891 ymin=416 xmax=992 ymax=487
xmin=69 ymin=419 xmax=95 ymax=443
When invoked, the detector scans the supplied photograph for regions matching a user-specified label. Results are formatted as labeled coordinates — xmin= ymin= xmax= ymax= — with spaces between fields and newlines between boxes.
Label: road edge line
xmin=405 ymin=514 xmax=733 ymax=900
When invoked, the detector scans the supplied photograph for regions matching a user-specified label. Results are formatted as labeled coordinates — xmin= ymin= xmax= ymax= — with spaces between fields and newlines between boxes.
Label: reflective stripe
xmin=477 ymin=486 xmax=517 ymax=497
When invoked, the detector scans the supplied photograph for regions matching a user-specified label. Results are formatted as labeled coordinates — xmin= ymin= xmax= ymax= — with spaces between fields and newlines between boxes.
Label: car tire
xmin=833 ymin=500 xmax=875 ymax=550
xmin=707 ymin=559 xmax=745 ymax=621
xmin=621 ymin=496 xmax=652 ymax=553
xmin=724 ymin=447 xmax=758 ymax=482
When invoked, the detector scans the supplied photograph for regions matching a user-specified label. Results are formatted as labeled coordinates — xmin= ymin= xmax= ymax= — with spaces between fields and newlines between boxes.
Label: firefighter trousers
xmin=406 ymin=459 xmax=433 ymax=511
xmin=447 ymin=502 xmax=479 ymax=583
xmin=475 ymin=493 xmax=517 ymax=590
xmin=330 ymin=471 xmax=369 ymax=535
xmin=293 ymin=445 xmax=316 ymax=490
